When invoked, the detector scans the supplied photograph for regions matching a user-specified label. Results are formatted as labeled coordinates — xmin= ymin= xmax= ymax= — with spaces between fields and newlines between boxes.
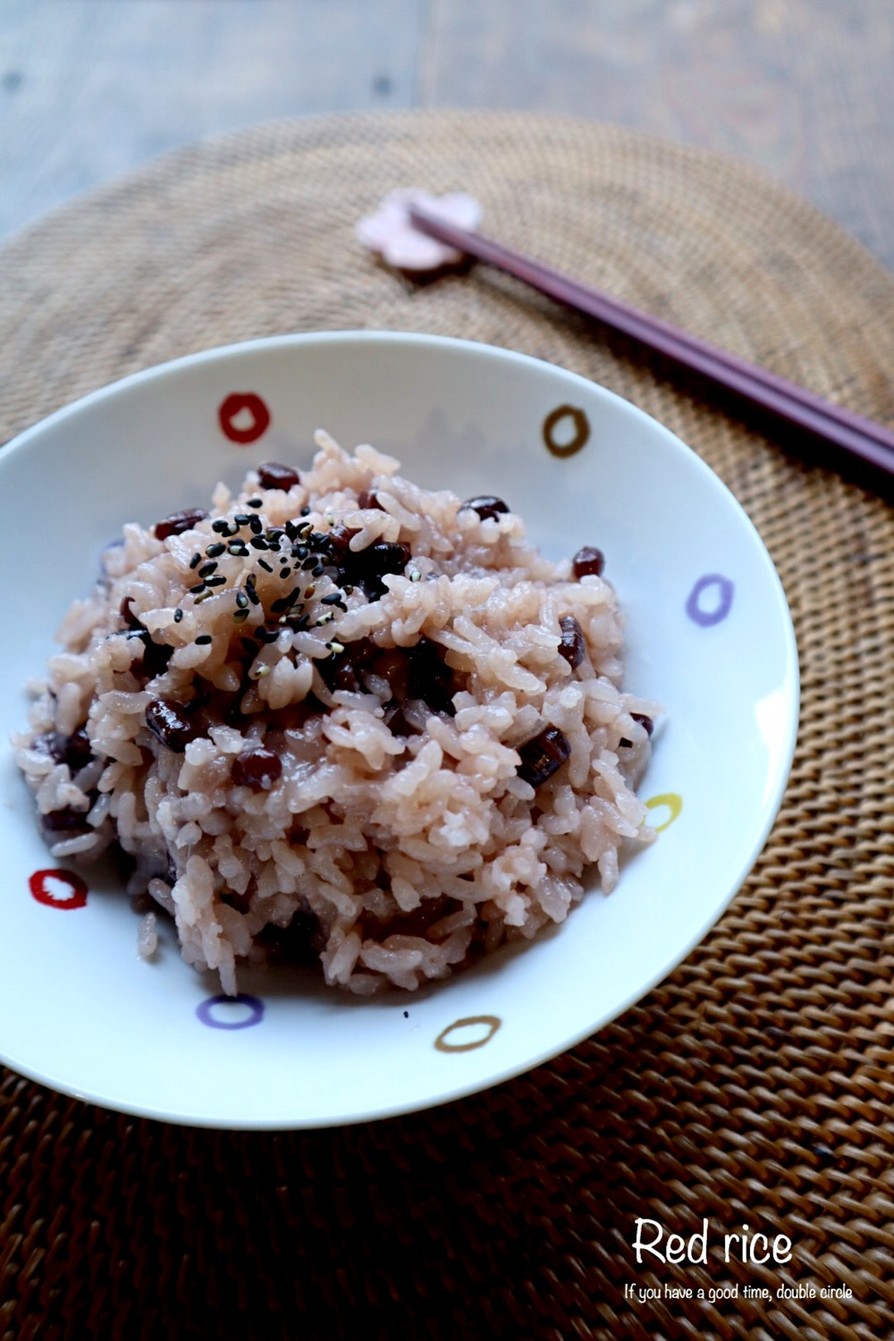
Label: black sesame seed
xmin=189 ymin=582 xmax=206 ymax=595
xmin=234 ymin=514 xmax=252 ymax=526
xmin=257 ymin=559 xmax=274 ymax=573
xmin=249 ymin=515 xmax=263 ymax=535
xmin=173 ymin=608 xmax=184 ymax=623
xmin=280 ymin=567 xmax=292 ymax=579
xmin=312 ymin=564 xmax=325 ymax=577
xmin=189 ymin=553 xmax=203 ymax=570
xmin=235 ymin=591 xmax=249 ymax=608
xmin=212 ymin=519 xmax=231 ymax=534
xmin=300 ymin=505 xmax=311 ymax=516
xmin=198 ymin=561 xmax=218 ymax=578
xmin=246 ymin=498 xmax=263 ymax=508
xmin=204 ymin=575 xmax=227 ymax=587
xmin=233 ymin=608 xmax=250 ymax=623
xmin=320 ymin=591 xmax=344 ymax=606
xmin=205 ymin=542 xmax=226 ymax=558
xmin=228 ymin=542 xmax=248 ymax=556
xmin=195 ymin=634 xmax=212 ymax=645
xmin=249 ymin=536 xmax=269 ymax=551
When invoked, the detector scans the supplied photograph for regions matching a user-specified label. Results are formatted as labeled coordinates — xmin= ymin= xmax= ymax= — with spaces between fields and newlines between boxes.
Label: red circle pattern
xmin=218 ymin=392 xmax=271 ymax=445
xmin=29 ymin=868 xmax=89 ymax=910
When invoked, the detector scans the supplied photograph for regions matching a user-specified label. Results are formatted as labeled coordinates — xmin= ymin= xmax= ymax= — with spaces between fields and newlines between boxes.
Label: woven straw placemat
xmin=1 ymin=111 xmax=892 ymax=1341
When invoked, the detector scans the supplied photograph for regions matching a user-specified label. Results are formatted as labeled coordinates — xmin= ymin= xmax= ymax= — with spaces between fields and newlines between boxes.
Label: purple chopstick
xmin=407 ymin=205 xmax=894 ymax=479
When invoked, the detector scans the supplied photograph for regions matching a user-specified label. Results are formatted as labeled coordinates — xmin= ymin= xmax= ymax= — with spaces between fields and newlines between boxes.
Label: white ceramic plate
xmin=0 ymin=332 xmax=798 ymax=1128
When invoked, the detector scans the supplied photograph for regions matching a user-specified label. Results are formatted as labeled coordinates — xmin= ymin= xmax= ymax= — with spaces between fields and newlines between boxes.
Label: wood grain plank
xmin=1 ymin=0 xmax=891 ymax=269
xmin=0 ymin=0 xmax=421 ymax=238
xmin=419 ymin=0 xmax=894 ymax=267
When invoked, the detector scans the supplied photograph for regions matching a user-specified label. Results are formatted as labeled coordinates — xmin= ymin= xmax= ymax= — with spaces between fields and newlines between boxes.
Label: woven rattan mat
xmin=1 ymin=112 xmax=892 ymax=1341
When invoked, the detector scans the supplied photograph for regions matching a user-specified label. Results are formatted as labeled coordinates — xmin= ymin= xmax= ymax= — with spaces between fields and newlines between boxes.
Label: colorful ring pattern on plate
xmin=195 ymin=993 xmax=266 ymax=1030
xmin=542 ymin=404 xmax=590 ymax=457
xmin=434 ymin=1015 xmax=503 ymax=1052
xmin=686 ymin=573 xmax=734 ymax=626
xmin=28 ymin=868 xmax=88 ymax=910
xmin=644 ymin=793 xmax=684 ymax=832
xmin=218 ymin=392 xmax=271 ymax=445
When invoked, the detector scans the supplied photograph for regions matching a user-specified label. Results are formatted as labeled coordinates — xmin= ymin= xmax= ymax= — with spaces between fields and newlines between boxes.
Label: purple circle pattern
xmin=196 ymin=993 xmax=265 ymax=1030
xmin=686 ymin=574 xmax=734 ymax=627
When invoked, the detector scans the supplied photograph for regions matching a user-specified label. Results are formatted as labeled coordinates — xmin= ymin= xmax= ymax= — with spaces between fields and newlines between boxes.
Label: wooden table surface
xmin=2 ymin=0 xmax=893 ymax=269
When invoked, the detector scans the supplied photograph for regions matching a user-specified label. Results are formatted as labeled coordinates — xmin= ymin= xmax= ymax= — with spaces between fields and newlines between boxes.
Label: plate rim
xmin=0 ymin=330 xmax=800 ymax=1128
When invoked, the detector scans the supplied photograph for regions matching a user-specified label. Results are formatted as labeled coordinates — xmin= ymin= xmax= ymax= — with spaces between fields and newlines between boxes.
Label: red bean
xmin=571 ymin=546 xmax=605 ymax=579
xmin=357 ymin=488 xmax=385 ymax=510
xmin=145 ymin=698 xmax=200 ymax=753
xmin=120 ymin=596 xmax=143 ymax=629
xmin=516 ymin=726 xmax=571 ymax=787
xmin=127 ymin=630 xmax=174 ymax=679
xmin=619 ymin=713 xmax=655 ymax=748
xmin=257 ymin=908 xmax=324 ymax=965
xmin=349 ymin=542 xmax=411 ymax=600
xmin=460 ymin=495 xmax=509 ymax=522
xmin=153 ymin=509 xmax=208 ymax=541
xmin=231 ymin=746 xmax=282 ymax=791
xmin=257 ymin=462 xmax=300 ymax=491
xmin=384 ymin=704 xmax=417 ymax=737
xmin=407 ymin=638 xmax=455 ymax=716
xmin=41 ymin=805 xmax=91 ymax=833
xmin=558 ymin=614 xmax=586 ymax=668
xmin=36 ymin=727 xmax=93 ymax=771
xmin=120 ymin=598 xmax=174 ymax=677
xmin=370 ymin=648 xmax=412 ymax=702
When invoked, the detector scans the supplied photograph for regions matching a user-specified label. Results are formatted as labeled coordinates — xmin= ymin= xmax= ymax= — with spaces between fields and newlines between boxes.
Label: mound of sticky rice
xmin=15 ymin=433 xmax=659 ymax=995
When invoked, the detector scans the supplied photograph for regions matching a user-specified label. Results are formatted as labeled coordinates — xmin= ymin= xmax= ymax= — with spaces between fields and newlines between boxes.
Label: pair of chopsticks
xmin=408 ymin=205 xmax=894 ymax=482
